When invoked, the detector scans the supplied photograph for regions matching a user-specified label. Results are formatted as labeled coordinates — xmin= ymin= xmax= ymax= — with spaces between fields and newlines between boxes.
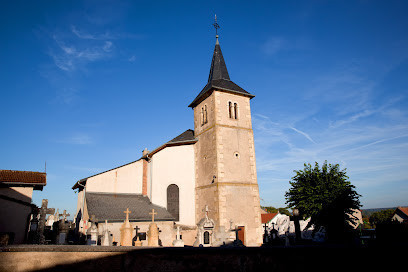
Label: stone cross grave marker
xmin=120 ymin=208 xmax=133 ymax=246
xmin=38 ymin=199 xmax=55 ymax=244
xmin=133 ymin=225 xmax=142 ymax=246
xmin=124 ymin=208 xmax=131 ymax=221
xmin=61 ymin=210 xmax=70 ymax=222
xmin=134 ymin=225 xmax=140 ymax=237
xmin=149 ymin=209 xmax=157 ymax=222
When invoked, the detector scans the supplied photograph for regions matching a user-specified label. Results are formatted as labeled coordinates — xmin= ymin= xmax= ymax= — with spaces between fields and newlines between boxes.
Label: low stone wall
xmin=0 ymin=245 xmax=403 ymax=272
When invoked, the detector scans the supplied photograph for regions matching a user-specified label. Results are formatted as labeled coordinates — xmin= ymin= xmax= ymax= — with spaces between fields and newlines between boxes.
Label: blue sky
xmin=1 ymin=0 xmax=407 ymax=218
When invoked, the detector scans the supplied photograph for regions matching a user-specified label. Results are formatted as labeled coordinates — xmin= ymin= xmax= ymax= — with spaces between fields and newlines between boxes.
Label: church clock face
xmin=167 ymin=184 xmax=179 ymax=221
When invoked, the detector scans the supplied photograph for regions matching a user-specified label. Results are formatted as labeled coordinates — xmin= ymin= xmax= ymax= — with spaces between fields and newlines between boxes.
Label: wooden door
xmin=238 ymin=226 xmax=245 ymax=245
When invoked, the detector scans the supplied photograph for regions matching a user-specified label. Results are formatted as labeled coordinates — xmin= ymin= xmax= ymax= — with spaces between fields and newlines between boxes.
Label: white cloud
xmin=50 ymin=32 xmax=113 ymax=72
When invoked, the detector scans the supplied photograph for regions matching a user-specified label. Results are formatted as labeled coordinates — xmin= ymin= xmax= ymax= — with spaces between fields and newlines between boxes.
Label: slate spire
xmin=188 ymin=19 xmax=254 ymax=108
xmin=208 ymin=39 xmax=230 ymax=82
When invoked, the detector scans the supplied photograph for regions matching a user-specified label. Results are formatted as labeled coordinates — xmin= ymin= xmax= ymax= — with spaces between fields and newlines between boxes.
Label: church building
xmin=72 ymin=32 xmax=262 ymax=247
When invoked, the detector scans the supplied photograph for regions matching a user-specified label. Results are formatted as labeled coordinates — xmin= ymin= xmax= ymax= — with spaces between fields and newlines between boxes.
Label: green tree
xmin=369 ymin=209 xmax=394 ymax=227
xmin=278 ymin=208 xmax=291 ymax=216
xmin=285 ymin=161 xmax=361 ymax=242
xmin=261 ymin=206 xmax=291 ymax=216
xmin=262 ymin=206 xmax=278 ymax=213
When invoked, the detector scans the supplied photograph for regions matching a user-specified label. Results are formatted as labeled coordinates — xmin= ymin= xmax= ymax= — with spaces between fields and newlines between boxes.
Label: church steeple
xmin=208 ymin=39 xmax=230 ymax=82
xmin=188 ymin=18 xmax=254 ymax=108
xmin=208 ymin=15 xmax=230 ymax=82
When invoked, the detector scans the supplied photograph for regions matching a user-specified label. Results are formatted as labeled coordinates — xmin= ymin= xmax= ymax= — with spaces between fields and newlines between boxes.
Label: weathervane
xmin=212 ymin=14 xmax=220 ymax=37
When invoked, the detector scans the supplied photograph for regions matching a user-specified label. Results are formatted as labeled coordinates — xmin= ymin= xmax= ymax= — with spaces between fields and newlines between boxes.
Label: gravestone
xmin=172 ymin=226 xmax=184 ymax=247
xmin=46 ymin=214 xmax=55 ymax=229
xmin=120 ymin=208 xmax=133 ymax=246
xmin=86 ymin=215 xmax=98 ymax=246
xmin=147 ymin=209 xmax=159 ymax=246
xmin=61 ymin=210 xmax=70 ymax=222
xmin=133 ymin=225 xmax=142 ymax=247
xmin=101 ymin=220 xmax=111 ymax=246
xmin=230 ymin=225 xmax=245 ymax=247
xmin=194 ymin=205 xmax=215 ymax=247
xmin=27 ymin=207 xmax=40 ymax=244
xmin=57 ymin=220 xmax=70 ymax=245
xmin=38 ymin=199 xmax=55 ymax=244
xmin=263 ymin=223 xmax=269 ymax=244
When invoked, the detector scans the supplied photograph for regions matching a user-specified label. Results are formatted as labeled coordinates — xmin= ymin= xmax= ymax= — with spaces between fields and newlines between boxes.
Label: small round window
xmin=233 ymin=152 xmax=240 ymax=159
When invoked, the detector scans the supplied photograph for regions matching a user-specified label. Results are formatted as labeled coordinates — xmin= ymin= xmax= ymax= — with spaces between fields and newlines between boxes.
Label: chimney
xmin=142 ymin=148 xmax=150 ymax=196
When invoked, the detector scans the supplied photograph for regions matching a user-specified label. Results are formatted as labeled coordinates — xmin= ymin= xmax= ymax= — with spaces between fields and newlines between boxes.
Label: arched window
xmin=228 ymin=102 xmax=232 ymax=118
xmin=234 ymin=103 xmax=238 ymax=119
xmin=204 ymin=231 xmax=210 ymax=244
xmin=167 ymin=184 xmax=179 ymax=221
xmin=204 ymin=105 xmax=208 ymax=124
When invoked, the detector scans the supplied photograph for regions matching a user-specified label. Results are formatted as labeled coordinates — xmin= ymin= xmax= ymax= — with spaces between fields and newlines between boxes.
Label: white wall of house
xmin=150 ymin=144 xmax=196 ymax=226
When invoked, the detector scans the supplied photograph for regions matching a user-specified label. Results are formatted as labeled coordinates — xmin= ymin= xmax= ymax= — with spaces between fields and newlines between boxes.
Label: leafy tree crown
xmin=285 ymin=161 xmax=361 ymax=238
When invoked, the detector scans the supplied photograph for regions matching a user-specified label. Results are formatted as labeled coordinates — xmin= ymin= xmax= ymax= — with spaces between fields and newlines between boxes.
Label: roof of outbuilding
xmin=188 ymin=40 xmax=254 ymax=108
xmin=0 ymin=170 xmax=46 ymax=187
xmin=397 ymin=207 xmax=408 ymax=217
xmin=86 ymin=192 xmax=175 ymax=222
xmin=261 ymin=213 xmax=278 ymax=224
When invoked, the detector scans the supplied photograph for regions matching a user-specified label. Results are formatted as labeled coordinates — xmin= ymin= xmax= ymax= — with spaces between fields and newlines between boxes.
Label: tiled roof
xmin=397 ymin=207 xmax=408 ymax=217
xmin=86 ymin=192 xmax=175 ymax=222
xmin=167 ymin=129 xmax=196 ymax=144
xmin=0 ymin=170 xmax=46 ymax=185
xmin=261 ymin=213 xmax=278 ymax=224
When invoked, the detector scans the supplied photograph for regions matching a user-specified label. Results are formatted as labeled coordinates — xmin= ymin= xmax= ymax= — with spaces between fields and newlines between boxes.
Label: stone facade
xmin=194 ymin=91 xmax=262 ymax=246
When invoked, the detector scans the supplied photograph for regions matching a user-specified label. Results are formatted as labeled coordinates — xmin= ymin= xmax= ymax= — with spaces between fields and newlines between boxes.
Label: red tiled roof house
xmin=0 ymin=170 xmax=46 ymax=244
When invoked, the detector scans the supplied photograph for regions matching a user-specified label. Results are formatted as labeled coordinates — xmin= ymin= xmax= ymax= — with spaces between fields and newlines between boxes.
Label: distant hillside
xmin=361 ymin=207 xmax=397 ymax=217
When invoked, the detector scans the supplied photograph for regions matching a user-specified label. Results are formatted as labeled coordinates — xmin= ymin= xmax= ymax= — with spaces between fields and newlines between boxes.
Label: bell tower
xmin=189 ymin=23 xmax=262 ymax=246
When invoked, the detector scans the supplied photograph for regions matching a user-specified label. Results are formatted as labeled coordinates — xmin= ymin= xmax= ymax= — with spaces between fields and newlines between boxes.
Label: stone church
xmin=72 ymin=34 xmax=263 ymax=247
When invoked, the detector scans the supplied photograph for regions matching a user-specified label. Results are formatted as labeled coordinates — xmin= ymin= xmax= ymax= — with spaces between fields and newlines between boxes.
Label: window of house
xmin=229 ymin=102 xmax=232 ymax=118
xmin=234 ymin=103 xmax=238 ymax=119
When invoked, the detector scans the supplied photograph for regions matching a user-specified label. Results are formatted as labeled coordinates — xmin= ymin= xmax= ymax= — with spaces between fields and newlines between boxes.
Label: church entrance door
xmin=238 ymin=226 xmax=245 ymax=245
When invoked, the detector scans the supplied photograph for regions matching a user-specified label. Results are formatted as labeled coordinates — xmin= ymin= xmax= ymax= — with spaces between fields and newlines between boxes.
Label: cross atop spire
xmin=212 ymin=14 xmax=220 ymax=44
xmin=188 ymin=16 xmax=255 ymax=108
